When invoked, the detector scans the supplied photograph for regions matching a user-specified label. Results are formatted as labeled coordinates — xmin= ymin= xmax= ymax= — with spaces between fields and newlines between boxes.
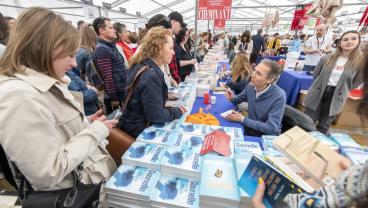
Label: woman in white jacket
xmin=235 ymin=30 xmax=253 ymax=55
xmin=0 ymin=7 xmax=117 ymax=207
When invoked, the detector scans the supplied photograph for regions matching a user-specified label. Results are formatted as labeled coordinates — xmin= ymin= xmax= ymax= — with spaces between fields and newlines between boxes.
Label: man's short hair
xmin=261 ymin=59 xmax=282 ymax=82
xmin=257 ymin=28 xmax=263 ymax=34
xmin=93 ymin=17 xmax=111 ymax=36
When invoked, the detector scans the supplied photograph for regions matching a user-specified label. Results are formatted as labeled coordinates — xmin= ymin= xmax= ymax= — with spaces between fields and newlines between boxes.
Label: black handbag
xmin=16 ymin=164 xmax=103 ymax=208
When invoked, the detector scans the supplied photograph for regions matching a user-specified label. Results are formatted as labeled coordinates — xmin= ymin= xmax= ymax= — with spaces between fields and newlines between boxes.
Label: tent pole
xmin=193 ymin=0 xmax=199 ymax=59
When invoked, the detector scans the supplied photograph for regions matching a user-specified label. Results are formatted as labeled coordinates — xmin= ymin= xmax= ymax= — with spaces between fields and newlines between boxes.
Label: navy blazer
xmin=118 ymin=58 xmax=183 ymax=138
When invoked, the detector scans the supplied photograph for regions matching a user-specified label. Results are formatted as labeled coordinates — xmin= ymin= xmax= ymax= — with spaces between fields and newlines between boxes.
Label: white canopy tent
xmin=0 ymin=0 xmax=367 ymax=34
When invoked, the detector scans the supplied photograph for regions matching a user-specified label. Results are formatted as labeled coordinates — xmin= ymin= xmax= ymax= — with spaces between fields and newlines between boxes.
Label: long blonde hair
xmin=231 ymin=53 xmax=252 ymax=83
xmin=129 ymin=26 xmax=172 ymax=68
xmin=0 ymin=7 xmax=79 ymax=81
xmin=325 ymin=30 xmax=363 ymax=71
xmin=79 ymin=25 xmax=97 ymax=53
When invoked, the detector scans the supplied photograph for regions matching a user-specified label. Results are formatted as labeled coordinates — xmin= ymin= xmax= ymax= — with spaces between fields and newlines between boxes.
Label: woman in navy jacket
xmin=118 ymin=27 xmax=186 ymax=138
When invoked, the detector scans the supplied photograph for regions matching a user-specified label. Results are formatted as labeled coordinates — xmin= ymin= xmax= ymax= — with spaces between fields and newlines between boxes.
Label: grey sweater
xmin=233 ymin=84 xmax=286 ymax=136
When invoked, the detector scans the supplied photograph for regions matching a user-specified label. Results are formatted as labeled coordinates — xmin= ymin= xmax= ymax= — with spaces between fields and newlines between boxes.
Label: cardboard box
xmin=335 ymin=111 xmax=368 ymax=127
xmin=297 ymin=104 xmax=306 ymax=112
xmin=298 ymin=90 xmax=308 ymax=107
xmin=334 ymin=97 xmax=368 ymax=127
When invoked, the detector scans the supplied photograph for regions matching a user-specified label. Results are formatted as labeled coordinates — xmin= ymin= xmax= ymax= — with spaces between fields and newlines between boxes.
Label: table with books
xmin=104 ymin=48 xmax=368 ymax=208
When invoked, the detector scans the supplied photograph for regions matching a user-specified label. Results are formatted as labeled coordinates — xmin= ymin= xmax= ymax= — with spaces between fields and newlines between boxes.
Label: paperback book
xmin=161 ymin=146 xmax=202 ymax=180
xmin=175 ymin=123 xmax=210 ymax=136
xmin=234 ymin=139 xmax=264 ymax=156
xmin=273 ymin=126 xmax=350 ymax=186
xmin=147 ymin=119 xmax=182 ymax=132
xmin=339 ymin=146 xmax=368 ymax=164
xmin=234 ymin=153 xmax=253 ymax=206
xmin=136 ymin=129 xmax=175 ymax=147
xmin=330 ymin=133 xmax=362 ymax=148
xmin=262 ymin=135 xmax=283 ymax=158
xmin=199 ymin=155 xmax=240 ymax=208
xmin=309 ymin=131 xmax=339 ymax=150
xmin=105 ymin=164 xmax=161 ymax=202
xmin=208 ymin=126 xmax=244 ymax=139
xmin=150 ymin=175 xmax=200 ymax=208
xmin=265 ymin=156 xmax=321 ymax=193
xmin=238 ymin=155 xmax=304 ymax=208
xmin=122 ymin=142 xmax=166 ymax=170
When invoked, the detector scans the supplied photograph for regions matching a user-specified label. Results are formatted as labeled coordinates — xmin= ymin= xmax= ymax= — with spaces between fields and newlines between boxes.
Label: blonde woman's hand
xmin=102 ymin=119 xmax=118 ymax=131
xmin=89 ymin=109 xmax=104 ymax=122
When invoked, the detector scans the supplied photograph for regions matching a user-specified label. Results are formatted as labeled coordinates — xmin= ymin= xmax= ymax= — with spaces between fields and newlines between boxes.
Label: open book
xmin=273 ymin=126 xmax=350 ymax=187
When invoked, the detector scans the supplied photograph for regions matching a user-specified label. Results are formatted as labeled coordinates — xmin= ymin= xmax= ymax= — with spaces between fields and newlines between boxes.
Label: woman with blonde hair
xmin=118 ymin=27 xmax=187 ymax=138
xmin=0 ymin=7 xmax=117 ymax=206
xmin=304 ymin=30 xmax=364 ymax=134
xmin=73 ymin=25 xmax=97 ymax=80
xmin=226 ymin=53 xmax=252 ymax=95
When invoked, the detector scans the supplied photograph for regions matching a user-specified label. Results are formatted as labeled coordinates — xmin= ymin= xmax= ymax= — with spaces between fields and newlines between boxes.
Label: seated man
xmin=225 ymin=59 xmax=286 ymax=136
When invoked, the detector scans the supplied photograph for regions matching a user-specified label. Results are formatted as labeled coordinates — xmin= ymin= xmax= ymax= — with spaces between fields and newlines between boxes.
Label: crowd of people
xmin=0 ymin=5 xmax=367 ymax=208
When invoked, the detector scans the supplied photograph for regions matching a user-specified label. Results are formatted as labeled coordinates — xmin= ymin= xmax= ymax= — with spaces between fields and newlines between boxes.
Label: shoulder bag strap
xmin=121 ymin=65 xmax=149 ymax=114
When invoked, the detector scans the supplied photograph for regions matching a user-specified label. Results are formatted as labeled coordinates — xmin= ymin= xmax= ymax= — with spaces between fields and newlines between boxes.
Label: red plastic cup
xmin=204 ymin=93 xmax=210 ymax=104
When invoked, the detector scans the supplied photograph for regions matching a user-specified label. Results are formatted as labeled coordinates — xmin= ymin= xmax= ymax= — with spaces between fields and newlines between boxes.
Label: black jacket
xmin=118 ymin=58 xmax=183 ymax=138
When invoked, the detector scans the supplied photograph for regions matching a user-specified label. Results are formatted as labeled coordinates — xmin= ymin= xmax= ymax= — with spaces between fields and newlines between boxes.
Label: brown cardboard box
xmin=335 ymin=97 xmax=368 ymax=127
xmin=297 ymin=104 xmax=306 ymax=112
xmin=298 ymin=90 xmax=308 ymax=107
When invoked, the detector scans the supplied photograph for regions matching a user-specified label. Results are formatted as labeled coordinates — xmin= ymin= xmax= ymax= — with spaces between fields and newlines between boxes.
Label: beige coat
xmin=0 ymin=67 xmax=116 ymax=206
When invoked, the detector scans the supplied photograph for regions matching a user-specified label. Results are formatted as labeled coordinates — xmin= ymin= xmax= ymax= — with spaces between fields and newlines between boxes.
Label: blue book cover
xmin=261 ymin=135 xmax=278 ymax=150
xmin=238 ymin=156 xmax=304 ymax=208
xmin=151 ymin=175 xmax=200 ymax=208
xmin=161 ymin=147 xmax=202 ymax=180
xmin=136 ymin=129 xmax=174 ymax=146
xmin=199 ymin=155 xmax=240 ymax=205
xmin=122 ymin=142 xmax=166 ymax=170
xmin=168 ymin=131 xmax=204 ymax=152
xmin=330 ymin=133 xmax=361 ymax=148
xmin=261 ymin=135 xmax=283 ymax=158
xmin=244 ymin=136 xmax=265 ymax=150
xmin=179 ymin=134 xmax=204 ymax=153
xmin=208 ymin=126 xmax=244 ymax=139
xmin=234 ymin=140 xmax=263 ymax=156
xmin=175 ymin=123 xmax=210 ymax=136
xmin=309 ymin=131 xmax=339 ymax=150
xmin=147 ymin=119 xmax=183 ymax=132
xmin=234 ymin=153 xmax=253 ymax=200
xmin=339 ymin=146 xmax=368 ymax=164
xmin=105 ymin=164 xmax=160 ymax=200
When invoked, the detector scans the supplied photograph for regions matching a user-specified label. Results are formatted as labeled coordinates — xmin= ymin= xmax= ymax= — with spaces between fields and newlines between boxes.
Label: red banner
xmin=198 ymin=0 xmax=232 ymax=20
xmin=214 ymin=19 xmax=226 ymax=28
xmin=290 ymin=4 xmax=312 ymax=31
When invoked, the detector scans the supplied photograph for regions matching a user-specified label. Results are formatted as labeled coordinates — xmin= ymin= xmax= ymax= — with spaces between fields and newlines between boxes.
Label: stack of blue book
xmin=121 ymin=141 xmax=166 ymax=170
xmin=150 ymin=175 xmax=200 ymax=208
xmin=309 ymin=131 xmax=339 ymax=150
xmin=175 ymin=123 xmax=210 ymax=136
xmin=207 ymin=126 xmax=244 ymax=139
xmin=105 ymin=164 xmax=161 ymax=208
xmin=161 ymin=146 xmax=202 ymax=181
xmin=199 ymin=155 xmax=240 ymax=208
xmin=233 ymin=139 xmax=264 ymax=156
xmin=330 ymin=133 xmax=362 ymax=148
xmin=234 ymin=153 xmax=253 ymax=207
xmin=261 ymin=135 xmax=283 ymax=158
